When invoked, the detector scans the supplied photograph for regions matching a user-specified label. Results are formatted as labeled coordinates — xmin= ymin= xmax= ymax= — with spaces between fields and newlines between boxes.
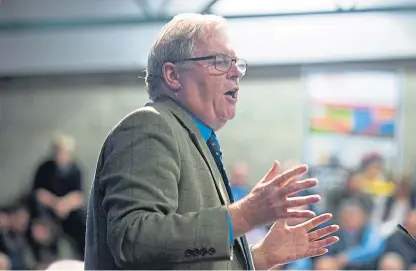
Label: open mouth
xmin=224 ymin=88 xmax=238 ymax=99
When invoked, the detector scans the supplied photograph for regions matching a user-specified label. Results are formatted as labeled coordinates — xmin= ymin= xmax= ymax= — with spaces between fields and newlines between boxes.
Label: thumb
xmin=261 ymin=161 xmax=280 ymax=184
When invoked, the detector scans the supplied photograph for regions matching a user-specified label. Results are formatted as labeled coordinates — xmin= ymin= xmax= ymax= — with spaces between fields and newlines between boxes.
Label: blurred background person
xmin=327 ymin=200 xmax=385 ymax=270
xmin=326 ymin=170 xmax=373 ymax=223
xmin=4 ymin=198 xmax=36 ymax=270
xmin=230 ymin=161 xmax=250 ymax=201
xmin=229 ymin=162 xmax=269 ymax=246
xmin=0 ymin=208 xmax=9 ymax=256
xmin=378 ymin=252 xmax=406 ymax=270
xmin=381 ymin=209 xmax=416 ymax=269
xmin=314 ymin=256 xmax=341 ymax=270
xmin=0 ymin=252 xmax=11 ymax=271
xmin=359 ymin=153 xmax=394 ymax=198
xmin=371 ymin=176 xmax=413 ymax=239
xmin=30 ymin=132 xmax=85 ymax=259
xmin=28 ymin=216 xmax=78 ymax=269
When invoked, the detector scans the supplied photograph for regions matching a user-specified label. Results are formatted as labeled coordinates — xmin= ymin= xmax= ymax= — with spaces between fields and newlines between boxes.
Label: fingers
xmin=310 ymin=236 xmax=339 ymax=249
xmin=269 ymin=164 xmax=308 ymax=187
xmin=280 ymin=178 xmax=318 ymax=197
xmin=285 ymin=195 xmax=321 ymax=208
xmin=260 ymin=161 xmax=280 ymax=184
xmin=308 ymin=225 xmax=340 ymax=241
xmin=285 ymin=209 xmax=316 ymax=219
xmin=301 ymin=213 xmax=332 ymax=231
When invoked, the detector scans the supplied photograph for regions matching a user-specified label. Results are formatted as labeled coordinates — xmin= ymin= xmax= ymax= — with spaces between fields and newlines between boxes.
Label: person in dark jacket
xmin=31 ymin=132 xmax=85 ymax=258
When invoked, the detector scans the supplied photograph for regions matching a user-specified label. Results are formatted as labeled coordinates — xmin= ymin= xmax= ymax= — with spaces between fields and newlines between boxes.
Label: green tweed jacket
xmin=84 ymin=96 xmax=254 ymax=270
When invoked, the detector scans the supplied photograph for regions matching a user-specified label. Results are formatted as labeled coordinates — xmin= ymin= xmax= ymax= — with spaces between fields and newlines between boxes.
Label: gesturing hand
xmin=230 ymin=161 xmax=321 ymax=235
xmin=252 ymin=213 xmax=340 ymax=270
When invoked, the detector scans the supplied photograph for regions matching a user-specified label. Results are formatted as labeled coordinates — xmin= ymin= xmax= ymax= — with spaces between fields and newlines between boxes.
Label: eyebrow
xmin=207 ymin=51 xmax=239 ymax=58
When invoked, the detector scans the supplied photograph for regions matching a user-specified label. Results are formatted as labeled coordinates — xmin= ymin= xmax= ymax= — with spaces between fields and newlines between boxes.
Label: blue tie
xmin=206 ymin=133 xmax=234 ymax=203
xmin=206 ymin=133 xmax=252 ymax=269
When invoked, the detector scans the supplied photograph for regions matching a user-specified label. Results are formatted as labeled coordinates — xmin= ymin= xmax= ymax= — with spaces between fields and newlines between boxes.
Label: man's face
xmin=177 ymin=29 xmax=244 ymax=130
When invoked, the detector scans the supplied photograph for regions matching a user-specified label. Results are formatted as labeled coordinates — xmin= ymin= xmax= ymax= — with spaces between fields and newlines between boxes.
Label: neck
xmin=167 ymin=94 xmax=226 ymax=132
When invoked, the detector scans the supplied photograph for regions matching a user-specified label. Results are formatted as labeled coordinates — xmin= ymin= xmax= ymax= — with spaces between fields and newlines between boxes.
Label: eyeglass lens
xmin=214 ymin=55 xmax=246 ymax=75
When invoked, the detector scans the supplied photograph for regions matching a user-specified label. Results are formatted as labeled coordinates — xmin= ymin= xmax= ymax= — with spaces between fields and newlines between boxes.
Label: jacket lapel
xmin=154 ymin=97 xmax=230 ymax=205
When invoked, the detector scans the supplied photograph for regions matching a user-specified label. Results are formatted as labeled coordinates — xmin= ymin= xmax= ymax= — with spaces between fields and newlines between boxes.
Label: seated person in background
xmin=31 ymin=132 xmax=85 ymax=258
xmin=371 ymin=177 xmax=413 ymax=239
xmin=0 ymin=208 xmax=10 ymax=255
xmin=0 ymin=252 xmax=11 ymax=270
xmin=229 ymin=161 xmax=250 ymax=201
xmin=314 ymin=256 xmax=340 ymax=270
xmin=359 ymin=153 xmax=394 ymax=197
xmin=5 ymin=199 xmax=36 ymax=270
xmin=327 ymin=200 xmax=385 ymax=270
xmin=326 ymin=170 xmax=373 ymax=223
xmin=28 ymin=216 xmax=79 ymax=269
xmin=378 ymin=252 xmax=405 ymax=270
xmin=382 ymin=209 xmax=416 ymax=269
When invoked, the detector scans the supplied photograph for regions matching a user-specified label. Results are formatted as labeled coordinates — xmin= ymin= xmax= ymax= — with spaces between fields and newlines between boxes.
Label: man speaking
xmin=84 ymin=13 xmax=339 ymax=270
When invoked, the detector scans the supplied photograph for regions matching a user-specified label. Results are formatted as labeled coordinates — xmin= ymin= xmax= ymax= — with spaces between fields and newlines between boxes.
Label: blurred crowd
xmin=231 ymin=155 xmax=416 ymax=270
xmin=1 ymin=131 xmax=416 ymax=270
xmin=0 ymin=133 xmax=85 ymax=270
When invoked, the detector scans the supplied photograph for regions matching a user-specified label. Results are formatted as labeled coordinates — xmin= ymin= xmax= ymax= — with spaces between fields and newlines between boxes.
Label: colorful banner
xmin=303 ymin=70 xmax=401 ymax=170
xmin=309 ymin=101 xmax=396 ymax=137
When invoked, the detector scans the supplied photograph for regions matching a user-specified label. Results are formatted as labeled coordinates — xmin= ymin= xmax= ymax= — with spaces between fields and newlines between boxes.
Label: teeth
xmin=225 ymin=89 xmax=237 ymax=95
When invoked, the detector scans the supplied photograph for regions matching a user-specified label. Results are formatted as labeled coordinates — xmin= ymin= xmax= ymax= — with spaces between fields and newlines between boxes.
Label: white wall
xmin=2 ymin=10 xmax=416 ymax=74
xmin=1 ymin=63 xmax=416 ymax=205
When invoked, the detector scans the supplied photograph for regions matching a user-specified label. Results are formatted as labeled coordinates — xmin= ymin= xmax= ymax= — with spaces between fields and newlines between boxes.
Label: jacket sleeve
xmin=99 ymin=109 xmax=232 ymax=268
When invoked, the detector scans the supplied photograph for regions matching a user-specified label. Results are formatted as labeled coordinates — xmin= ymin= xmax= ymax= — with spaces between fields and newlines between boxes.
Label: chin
xmin=227 ymin=107 xmax=237 ymax=119
xmin=224 ymin=114 xmax=236 ymax=121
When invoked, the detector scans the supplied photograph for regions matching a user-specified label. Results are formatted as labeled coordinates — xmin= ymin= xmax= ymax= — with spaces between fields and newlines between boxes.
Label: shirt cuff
xmin=228 ymin=213 xmax=235 ymax=245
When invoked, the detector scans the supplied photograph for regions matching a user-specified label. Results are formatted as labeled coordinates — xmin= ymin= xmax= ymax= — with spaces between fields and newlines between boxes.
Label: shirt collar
xmin=164 ymin=97 xmax=213 ymax=142
xmin=191 ymin=116 xmax=212 ymax=142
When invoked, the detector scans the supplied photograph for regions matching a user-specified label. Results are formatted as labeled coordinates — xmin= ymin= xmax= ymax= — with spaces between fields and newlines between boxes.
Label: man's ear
xmin=162 ymin=62 xmax=181 ymax=91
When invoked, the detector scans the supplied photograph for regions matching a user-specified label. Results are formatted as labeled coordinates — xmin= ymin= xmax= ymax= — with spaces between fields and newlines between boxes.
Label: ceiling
xmin=1 ymin=0 xmax=416 ymax=26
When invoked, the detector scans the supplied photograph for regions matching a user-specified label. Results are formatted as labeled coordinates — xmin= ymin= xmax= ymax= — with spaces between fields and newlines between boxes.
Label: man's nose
xmin=228 ymin=62 xmax=244 ymax=79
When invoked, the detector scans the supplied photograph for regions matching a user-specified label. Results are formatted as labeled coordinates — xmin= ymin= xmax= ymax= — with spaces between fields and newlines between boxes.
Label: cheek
xmin=201 ymin=78 xmax=223 ymax=103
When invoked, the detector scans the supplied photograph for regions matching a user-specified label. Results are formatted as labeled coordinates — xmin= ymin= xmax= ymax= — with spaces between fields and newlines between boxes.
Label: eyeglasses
xmin=172 ymin=54 xmax=247 ymax=76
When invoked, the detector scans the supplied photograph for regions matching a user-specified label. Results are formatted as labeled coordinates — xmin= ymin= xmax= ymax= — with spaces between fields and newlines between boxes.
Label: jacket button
xmin=208 ymin=248 xmax=216 ymax=255
xmin=185 ymin=249 xmax=193 ymax=257
xmin=200 ymin=248 xmax=208 ymax=256
xmin=193 ymin=248 xmax=200 ymax=256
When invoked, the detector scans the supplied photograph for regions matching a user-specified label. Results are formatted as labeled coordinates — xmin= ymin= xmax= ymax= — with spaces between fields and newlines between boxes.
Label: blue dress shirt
xmin=192 ymin=116 xmax=235 ymax=245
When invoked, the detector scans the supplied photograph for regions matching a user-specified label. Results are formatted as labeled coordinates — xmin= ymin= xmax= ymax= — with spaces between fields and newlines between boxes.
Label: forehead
xmin=194 ymin=30 xmax=238 ymax=58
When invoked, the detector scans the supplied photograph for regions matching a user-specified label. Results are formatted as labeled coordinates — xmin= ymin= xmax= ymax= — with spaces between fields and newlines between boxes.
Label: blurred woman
xmin=371 ymin=176 xmax=413 ymax=238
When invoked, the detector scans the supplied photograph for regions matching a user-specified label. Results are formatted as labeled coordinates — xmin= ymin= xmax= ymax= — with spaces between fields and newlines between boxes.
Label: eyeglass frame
xmin=170 ymin=54 xmax=247 ymax=76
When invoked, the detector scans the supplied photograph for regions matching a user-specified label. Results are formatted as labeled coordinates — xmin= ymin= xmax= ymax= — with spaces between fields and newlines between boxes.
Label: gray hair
xmin=52 ymin=131 xmax=75 ymax=152
xmin=145 ymin=13 xmax=228 ymax=100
